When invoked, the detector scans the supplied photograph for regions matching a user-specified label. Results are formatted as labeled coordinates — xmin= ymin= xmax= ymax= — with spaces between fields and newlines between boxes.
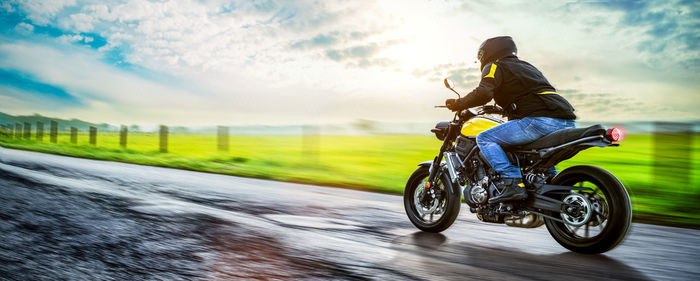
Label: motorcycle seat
xmin=509 ymin=124 xmax=606 ymax=150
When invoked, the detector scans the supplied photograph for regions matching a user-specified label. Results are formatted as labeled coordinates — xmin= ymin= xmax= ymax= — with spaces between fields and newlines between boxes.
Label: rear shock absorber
xmin=524 ymin=173 xmax=537 ymax=184
xmin=524 ymin=173 xmax=547 ymax=186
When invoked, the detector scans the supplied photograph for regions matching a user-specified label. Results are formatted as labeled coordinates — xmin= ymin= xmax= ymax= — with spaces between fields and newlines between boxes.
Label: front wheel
xmin=544 ymin=165 xmax=632 ymax=254
xmin=403 ymin=165 xmax=461 ymax=232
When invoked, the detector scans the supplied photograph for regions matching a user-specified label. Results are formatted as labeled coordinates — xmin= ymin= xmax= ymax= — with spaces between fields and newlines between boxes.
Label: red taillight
xmin=606 ymin=127 xmax=624 ymax=142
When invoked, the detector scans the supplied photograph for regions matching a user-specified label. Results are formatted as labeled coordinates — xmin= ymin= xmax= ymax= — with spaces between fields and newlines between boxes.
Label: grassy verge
xmin=1 ymin=133 xmax=698 ymax=228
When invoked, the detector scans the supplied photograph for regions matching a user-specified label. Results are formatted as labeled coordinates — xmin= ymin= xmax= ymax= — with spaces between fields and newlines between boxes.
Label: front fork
xmin=426 ymin=122 xmax=460 ymax=188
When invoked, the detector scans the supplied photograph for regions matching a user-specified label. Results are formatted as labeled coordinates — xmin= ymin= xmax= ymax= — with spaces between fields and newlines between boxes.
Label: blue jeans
xmin=476 ymin=117 xmax=575 ymax=179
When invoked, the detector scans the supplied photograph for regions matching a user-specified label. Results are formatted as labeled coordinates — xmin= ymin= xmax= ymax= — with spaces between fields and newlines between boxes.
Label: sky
xmin=0 ymin=0 xmax=698 ymax=126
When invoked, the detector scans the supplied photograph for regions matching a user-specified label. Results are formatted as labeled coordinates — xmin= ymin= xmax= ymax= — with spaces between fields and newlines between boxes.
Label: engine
xmin=455 ymin=135 xmax=475 ymax=158
xmin=463 ymin=157 xmax=490 ymax=209
xmin=470 ymin=176 xmax=489 ymax=204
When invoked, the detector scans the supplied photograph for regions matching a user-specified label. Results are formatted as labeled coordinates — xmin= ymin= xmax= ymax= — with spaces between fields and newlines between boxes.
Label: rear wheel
xmin=404 ymin=165 xmax=461 ymax=232
xmin=544 ymin=165 xmax=632 ymax=254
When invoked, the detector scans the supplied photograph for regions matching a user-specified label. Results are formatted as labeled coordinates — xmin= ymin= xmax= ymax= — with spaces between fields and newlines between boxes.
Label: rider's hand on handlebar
xmin=445 ymin=99 xmax=459 ymax=111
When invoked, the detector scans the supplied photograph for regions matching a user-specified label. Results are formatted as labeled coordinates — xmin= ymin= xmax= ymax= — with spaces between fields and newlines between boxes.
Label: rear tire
xmin=403 ymin=165 xmax=461 ymax=232
xmin=544 ymin=165 xmax=632 ymax=254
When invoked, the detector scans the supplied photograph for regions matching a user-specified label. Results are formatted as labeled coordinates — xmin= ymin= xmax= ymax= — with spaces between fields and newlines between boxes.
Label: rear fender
xmin=525 ymin=136 xmax=618 ymax=172
xmin=576 ymin=139 xmax=619 ymax=148
xmin=539 ymin=136 xmax=617 ymax=159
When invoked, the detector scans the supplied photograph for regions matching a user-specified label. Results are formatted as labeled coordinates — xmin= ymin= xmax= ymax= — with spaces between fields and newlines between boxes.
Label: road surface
xmin=1 ymin=147 xmax=698 ymax=280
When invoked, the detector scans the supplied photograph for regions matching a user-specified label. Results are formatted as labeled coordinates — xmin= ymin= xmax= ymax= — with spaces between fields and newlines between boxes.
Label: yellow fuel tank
xmin=461 ymin=117 xmax=501 ymax=136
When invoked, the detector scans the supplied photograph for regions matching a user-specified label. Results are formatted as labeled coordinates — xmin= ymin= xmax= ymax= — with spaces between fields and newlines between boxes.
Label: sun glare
xmin=386 ymin=43 xmax=426 ymax=70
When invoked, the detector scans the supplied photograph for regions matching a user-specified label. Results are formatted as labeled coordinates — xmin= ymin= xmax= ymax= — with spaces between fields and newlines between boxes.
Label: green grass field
xmin=1 ymin=132 xmax=698 ymax=228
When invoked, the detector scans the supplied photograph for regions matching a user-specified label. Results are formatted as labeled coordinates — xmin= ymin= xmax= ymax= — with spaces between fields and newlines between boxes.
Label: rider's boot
xmin=488 ymin=178 xmax=527 ymax=203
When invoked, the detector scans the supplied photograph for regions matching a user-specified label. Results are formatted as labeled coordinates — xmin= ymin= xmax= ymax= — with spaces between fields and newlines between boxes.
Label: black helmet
xmin=477 ymin=36 xmax=517 ymax=70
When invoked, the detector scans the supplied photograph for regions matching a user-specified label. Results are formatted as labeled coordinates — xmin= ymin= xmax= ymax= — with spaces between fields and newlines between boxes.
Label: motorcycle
xmin=403 ymin=78 xmax=632 ymax=254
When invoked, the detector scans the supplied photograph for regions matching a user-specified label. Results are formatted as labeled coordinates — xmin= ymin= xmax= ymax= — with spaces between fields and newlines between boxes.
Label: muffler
xmin=504 ymin=213 xmax=545 ymax=228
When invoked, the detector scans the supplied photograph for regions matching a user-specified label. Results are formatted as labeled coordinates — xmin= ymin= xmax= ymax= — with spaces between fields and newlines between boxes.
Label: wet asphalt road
xmin=1 ymin=147 xmax=699 ymax=281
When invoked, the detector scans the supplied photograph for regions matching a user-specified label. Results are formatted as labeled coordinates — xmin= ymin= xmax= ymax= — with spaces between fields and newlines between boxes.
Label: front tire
xmin=403 ymin=165 xmax=461 ymax=232
xmin=544 ymin=165 xmax=632 ymax=254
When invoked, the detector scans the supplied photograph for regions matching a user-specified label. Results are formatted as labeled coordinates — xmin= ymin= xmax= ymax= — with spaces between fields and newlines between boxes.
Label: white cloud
xmin=0 ymin=41 xmax=205 ymax=124
xmin=57 ymin=34 xmax=86 ymax=43
xmin=0 ymin=1 xmax=16 ymax=13
xmin=0 ymin=87 xmax=48 ymax=114
xmin=13 ymin=22 xmax=34 ymax=34
xmin=1 ymin=0 xmax=698 ymax=124
xmin=12 ymin=0 xmax=77 ymax=26
xmin=62 ymin=12 xmax=96 ymax=32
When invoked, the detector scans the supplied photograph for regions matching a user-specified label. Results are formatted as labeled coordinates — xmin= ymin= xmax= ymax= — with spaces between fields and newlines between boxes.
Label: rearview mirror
xmin=444 ymin=78 xmax=455 ymax=90
xmin=443 ymin=78 xmax=461 ymax=98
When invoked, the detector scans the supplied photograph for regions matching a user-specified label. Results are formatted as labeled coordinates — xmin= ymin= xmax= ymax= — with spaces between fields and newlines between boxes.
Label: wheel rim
xmin=561 ymin=193 xmax=592 ymax=226
xmin=559 ymin=180 xmax=611 ymax=240
xmin=411 ymin=177 xmax=447 ymax=224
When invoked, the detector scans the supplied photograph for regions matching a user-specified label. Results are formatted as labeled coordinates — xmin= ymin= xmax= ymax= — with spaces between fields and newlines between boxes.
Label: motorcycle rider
xmin=445 ymin=36 xmax=576 ymax=203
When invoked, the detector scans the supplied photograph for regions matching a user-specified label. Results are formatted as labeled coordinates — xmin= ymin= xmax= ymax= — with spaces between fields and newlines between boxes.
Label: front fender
xmin=417 ymin=161 xmax=448 ymax=179
xmin=418 ymin=161 xmax=448 ymax=168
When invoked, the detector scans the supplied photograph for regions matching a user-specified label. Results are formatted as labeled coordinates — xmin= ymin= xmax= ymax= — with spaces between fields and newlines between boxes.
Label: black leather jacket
xmin=451 ymin=56 xmax=576 ymax=120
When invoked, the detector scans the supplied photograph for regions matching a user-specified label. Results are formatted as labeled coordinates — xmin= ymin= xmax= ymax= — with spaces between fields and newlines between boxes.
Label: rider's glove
xmin=445 ymin=99 xmax=460 ymax=111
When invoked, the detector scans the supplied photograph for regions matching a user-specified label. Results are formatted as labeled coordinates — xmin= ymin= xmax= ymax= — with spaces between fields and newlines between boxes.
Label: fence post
xmin=36 ymin=122 xmax=44 ymax=141
xmin=89 ymin=126 xmax=97 ymax=146
xmin=120 ymin=125 xmax=127 ymax=148
xmin=217 ymin=126 xmax=229 ymax=152
xmin=15 ymin=123 xmax=22 ymax=139
xmin=23 ymin=122 xmax=31 ymax=139
xmin=159 ymin=125 xmax=168 ymax=153
xmin=654 ymin=122 xmax=692 ymax=190
xmin=70 ymin=127 xmax=78 ymax=144
xmin=302 ymin=125 xmax=320 ymax=163
xmin=50 ymin=121 xmax=58 ymax=143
